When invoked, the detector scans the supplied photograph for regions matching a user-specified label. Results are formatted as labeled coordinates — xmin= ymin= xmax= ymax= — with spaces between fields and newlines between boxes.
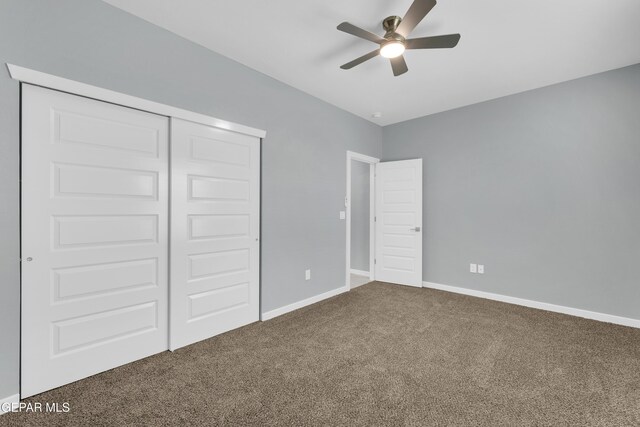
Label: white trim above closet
xmin=6 ymin=63 xmax=266 ymax=139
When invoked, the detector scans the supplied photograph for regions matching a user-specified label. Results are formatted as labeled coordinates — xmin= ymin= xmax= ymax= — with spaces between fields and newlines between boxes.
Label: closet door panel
xmin=170 ymin=118 xmax=260 ymax=350
xmin=21 ymin=85 xmax=169 ymax=398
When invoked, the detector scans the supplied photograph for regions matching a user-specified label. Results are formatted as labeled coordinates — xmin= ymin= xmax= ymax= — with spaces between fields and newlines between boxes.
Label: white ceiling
xmin=103 ymin=0 xmax=640 ymax=126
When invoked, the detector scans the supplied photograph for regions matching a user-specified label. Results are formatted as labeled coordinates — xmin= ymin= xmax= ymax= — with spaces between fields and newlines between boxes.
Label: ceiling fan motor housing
xmin=382 ymin=15 xmax=402 ymax=33
xmin=382 ymin=16 xmax=405 ymax=45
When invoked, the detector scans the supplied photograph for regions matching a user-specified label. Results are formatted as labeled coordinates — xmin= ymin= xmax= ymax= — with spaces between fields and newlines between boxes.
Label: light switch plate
xmin=478 ymin=265 xmax=484 ymax=274
xmin=305 ymin=269 xmax=311 ymax=280
xmin=339 ymin=211 xmax=346 ymax=220
xmin=470 ymin=263 xmax=477 ymax=273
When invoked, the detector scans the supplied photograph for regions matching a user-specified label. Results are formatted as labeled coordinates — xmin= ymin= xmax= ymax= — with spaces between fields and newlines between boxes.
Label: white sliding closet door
xmin=170 ymin=118 xmax=260 ymax=351
xmin=21 ymin=85 xmax=169 ymax=398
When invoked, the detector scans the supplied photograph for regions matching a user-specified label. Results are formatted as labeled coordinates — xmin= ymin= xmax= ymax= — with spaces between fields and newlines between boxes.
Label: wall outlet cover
xmin=478 ymin=265 xmax=484 ymax=274
xmin=339 ymin=211 xmax=346 ymax=220
xmin=470 ymin=263 xmax=477 ymax=273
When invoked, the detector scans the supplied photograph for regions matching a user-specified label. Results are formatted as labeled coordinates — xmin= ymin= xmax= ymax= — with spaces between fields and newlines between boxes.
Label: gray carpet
xmin=2 ymin=282 xmax=639 ymax=426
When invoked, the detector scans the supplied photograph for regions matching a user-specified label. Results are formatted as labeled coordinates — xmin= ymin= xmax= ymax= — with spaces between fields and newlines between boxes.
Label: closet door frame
xmin=10 ymin=63 xmax=265 ymax=398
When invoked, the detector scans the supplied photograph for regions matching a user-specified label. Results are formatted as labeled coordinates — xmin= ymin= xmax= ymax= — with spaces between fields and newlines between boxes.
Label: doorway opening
xmin=346 ymin=151 xmax=379 ymax=290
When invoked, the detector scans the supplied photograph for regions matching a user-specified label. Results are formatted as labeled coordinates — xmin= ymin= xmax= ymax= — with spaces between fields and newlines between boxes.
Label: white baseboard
xmin=0 ymin=394 xmax=20 ymax=415
xmin=423 ymin=281 xmax=640 ymax=329
xmin=261 ymin=286 xmax=349 ymax=321
xmin=350 ymin=269 xmax=370 ymax=277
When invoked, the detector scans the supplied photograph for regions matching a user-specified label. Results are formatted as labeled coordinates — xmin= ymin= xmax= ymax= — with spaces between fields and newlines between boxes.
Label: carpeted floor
xmin=3 ymin=282 xmax=639 ymax=426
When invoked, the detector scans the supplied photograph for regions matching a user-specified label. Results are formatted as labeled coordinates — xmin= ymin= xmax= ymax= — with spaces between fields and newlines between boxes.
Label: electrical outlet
xmin=478 ymin=265 xmax=484 ymax=274
xmin=305 ymin=269 xmax=311 ymax=280
xmin=339 ymin=211 xmax=346 ymax=220
xmin=470 ymin=263 xmax=477 ymax=273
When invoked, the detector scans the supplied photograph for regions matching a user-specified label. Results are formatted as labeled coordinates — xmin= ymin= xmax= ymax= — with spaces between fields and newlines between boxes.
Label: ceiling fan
xmin=337 ymin=0 xmax=460 ymax=76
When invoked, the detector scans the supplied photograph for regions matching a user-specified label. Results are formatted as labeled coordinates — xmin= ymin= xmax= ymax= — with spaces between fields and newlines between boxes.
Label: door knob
xmin=410 ymin=227 xmax=421 ymax=232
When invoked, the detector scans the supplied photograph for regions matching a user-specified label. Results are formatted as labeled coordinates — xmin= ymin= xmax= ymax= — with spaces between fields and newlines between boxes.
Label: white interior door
xmin=170 ymin=118 xmax=260 ymax=351
xmin=375 ymin=159 xmax=423 ymax=287
xmin=21 ymin=85 xmax=169 ymax=398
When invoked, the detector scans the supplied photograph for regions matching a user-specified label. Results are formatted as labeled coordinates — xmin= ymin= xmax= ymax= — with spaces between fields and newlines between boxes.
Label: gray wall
xmin=383 ymin=64 xmax=640 ymax=321
xmin=350 ymin=161 xmax=370 ymax=272
xmin=0 ymin=0 xmax=382 ymax=399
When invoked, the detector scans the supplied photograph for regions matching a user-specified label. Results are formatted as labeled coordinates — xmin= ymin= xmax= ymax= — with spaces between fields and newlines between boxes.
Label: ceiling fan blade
xmin=340 ymin=49 xmax=380 ymax=70
xmin=406 ymin=34 xmax=461 ymax=49
xmin=337 ymin=22 xmax=384 ymax=44
xmin=396 ymin=0 xmax=437 ymax=37
xmin=390 ymin=55 xmax=409 ymax=76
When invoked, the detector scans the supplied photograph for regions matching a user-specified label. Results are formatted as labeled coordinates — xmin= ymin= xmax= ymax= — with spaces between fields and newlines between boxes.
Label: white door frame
xmin=346 ymin=151 xmax=379 ymax=290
